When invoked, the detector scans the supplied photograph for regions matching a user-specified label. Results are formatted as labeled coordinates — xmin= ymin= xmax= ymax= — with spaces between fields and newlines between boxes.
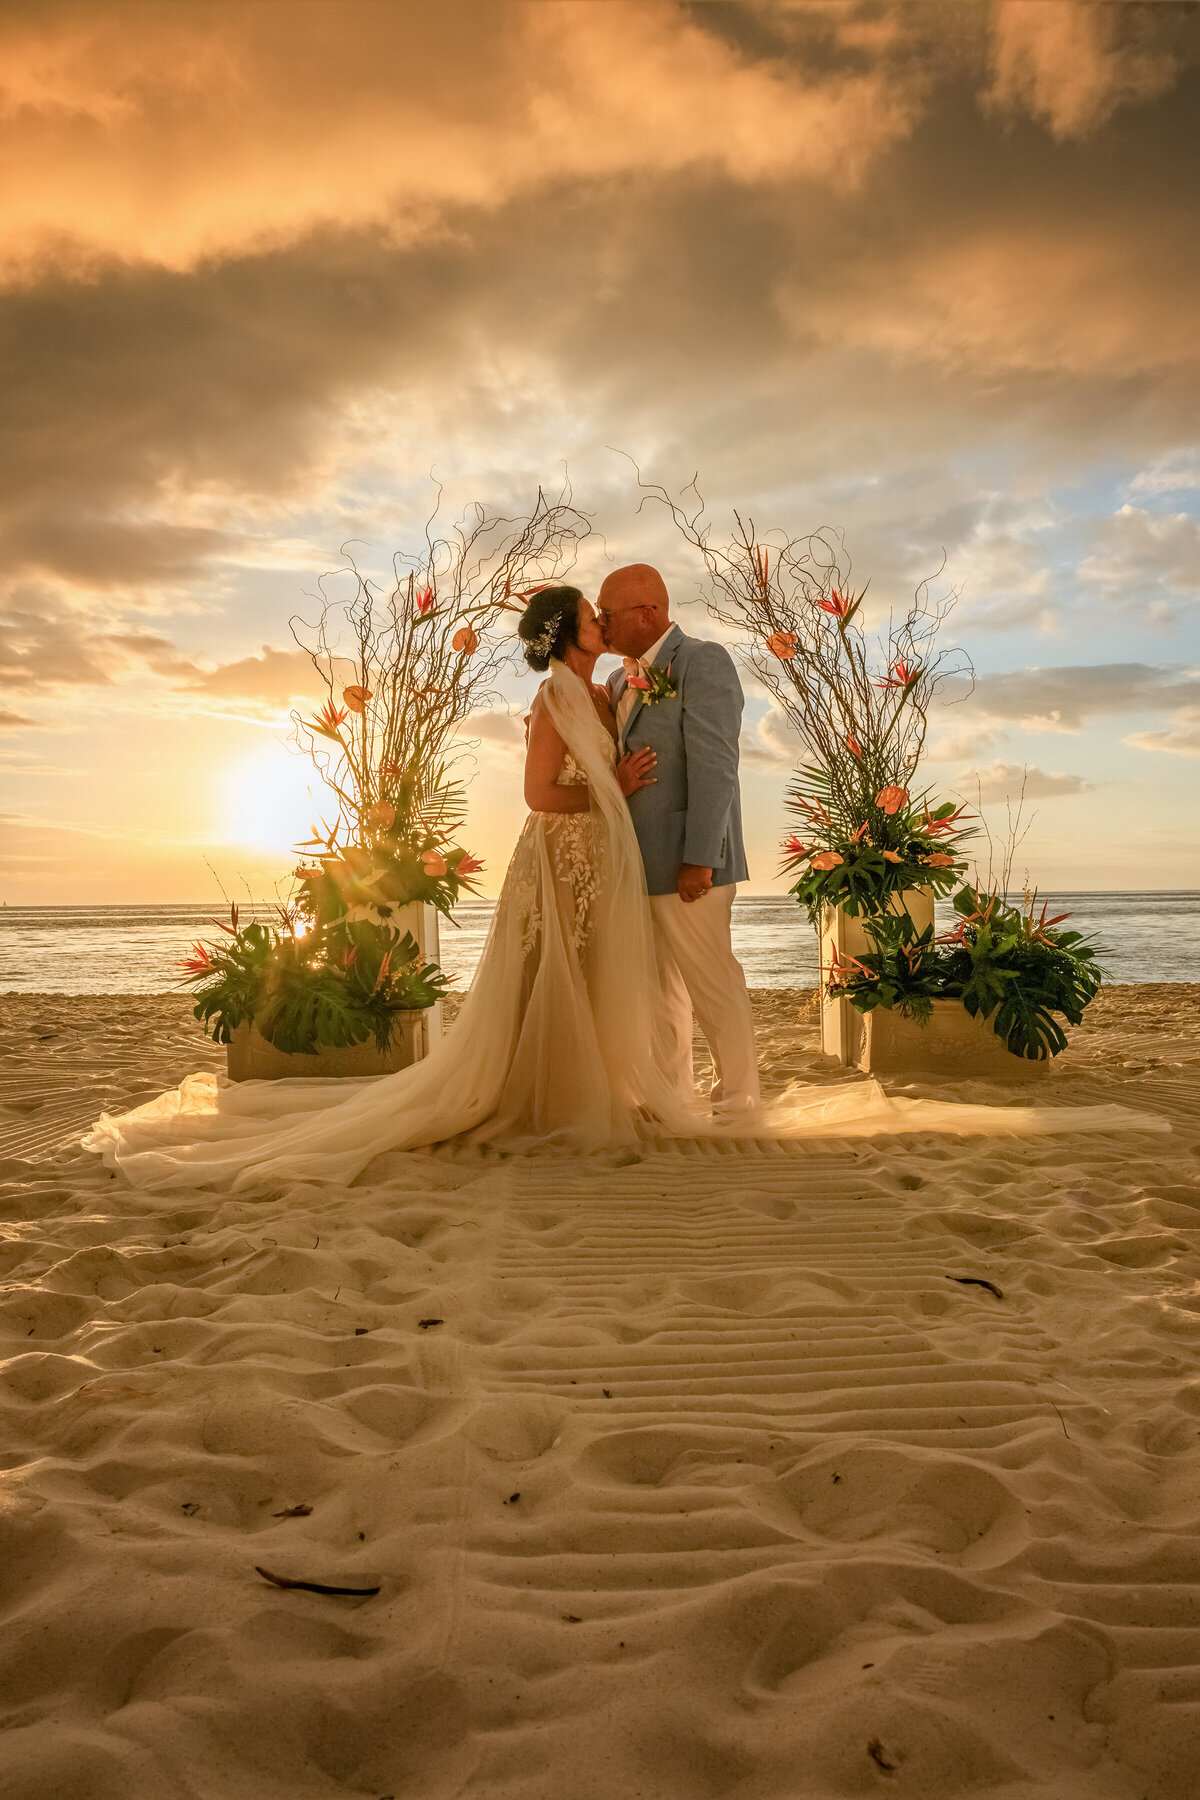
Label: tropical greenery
xmin=826 ymin=886 xmax=1105 ymax=1060
xmin=181 ymin=905 xmax=451 ymax=1056
xmin=780 ymin=764 xmax=972 ymax=921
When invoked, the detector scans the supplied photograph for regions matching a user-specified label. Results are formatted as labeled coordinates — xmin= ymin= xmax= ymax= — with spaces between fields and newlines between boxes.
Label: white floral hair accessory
xmin=530 ymin=611 xmax=563 ymax=659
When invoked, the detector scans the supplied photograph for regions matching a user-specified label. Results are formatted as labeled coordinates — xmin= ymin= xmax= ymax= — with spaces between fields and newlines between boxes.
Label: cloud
xmin=459 ymin=707 xmax=527 ymax=763
xmin=185 ymin=645 xmax=320 ymax=711
xmin=1124 ymin=710 xmax=1200 ymax=757
xmin=968 ymin=663 xmax=1200 ymax=731
xmin=983 ymin=0 xmax=1183 ymax=140
xmin=0 ymin=584 xmax=200 ymax=691
xmin=0 ymin=1 xmax=911 ymax=277
xmin=0 ymin=708 xmax=41 ymax=729
xmin=1078 ymin=505 xmax=1200 ymax=613
xmin=740 ymin=701 xmax=801 ymax=771
xmin=953 ymin=760 xmax=1094 ymax=803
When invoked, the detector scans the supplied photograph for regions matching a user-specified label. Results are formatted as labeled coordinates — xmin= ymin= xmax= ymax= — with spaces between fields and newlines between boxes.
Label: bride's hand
xmin=617 ymin=747 xmax=657 ymax=796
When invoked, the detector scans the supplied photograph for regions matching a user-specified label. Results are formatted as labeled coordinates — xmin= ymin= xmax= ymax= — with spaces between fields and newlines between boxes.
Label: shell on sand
xmin=0 ymin=985 xmax=1197 ymax=1797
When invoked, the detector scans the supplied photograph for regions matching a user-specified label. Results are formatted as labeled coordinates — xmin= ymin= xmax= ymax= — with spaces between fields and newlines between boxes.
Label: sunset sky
xmin=2 ymin=0 xmax=1198 ymax=904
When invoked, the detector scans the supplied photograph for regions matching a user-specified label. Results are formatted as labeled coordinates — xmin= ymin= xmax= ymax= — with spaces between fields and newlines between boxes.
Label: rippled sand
xmin=0 ymin=986 xmax=1198 ymax=1799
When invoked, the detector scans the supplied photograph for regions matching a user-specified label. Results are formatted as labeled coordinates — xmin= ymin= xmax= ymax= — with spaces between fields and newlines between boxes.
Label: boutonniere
xmin=626 ymin=659 xmax=677 ymax=705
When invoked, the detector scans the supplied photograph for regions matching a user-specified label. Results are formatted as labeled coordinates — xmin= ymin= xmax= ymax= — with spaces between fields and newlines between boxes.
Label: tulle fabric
xmin=85 ymin=660 xmax=1168 ymax=1192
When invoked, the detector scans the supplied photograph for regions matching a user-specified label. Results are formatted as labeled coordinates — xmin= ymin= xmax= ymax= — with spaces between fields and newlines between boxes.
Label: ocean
xmin=1 ymin=893 xmax=1198 ymax=995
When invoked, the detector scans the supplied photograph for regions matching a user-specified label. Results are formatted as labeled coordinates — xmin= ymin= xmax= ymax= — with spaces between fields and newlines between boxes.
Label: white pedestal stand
xmin=819 ymin=887 xmax=935 ymax=1067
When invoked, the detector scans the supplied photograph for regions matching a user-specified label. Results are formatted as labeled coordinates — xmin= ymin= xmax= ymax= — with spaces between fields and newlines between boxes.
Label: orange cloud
xmin=0 ymin=1 xmax=911 ymax=279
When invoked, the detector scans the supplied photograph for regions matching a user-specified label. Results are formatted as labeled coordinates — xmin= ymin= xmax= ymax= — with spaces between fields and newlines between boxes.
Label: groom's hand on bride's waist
xmin=677 ymin=864 xmax=713 ymax=903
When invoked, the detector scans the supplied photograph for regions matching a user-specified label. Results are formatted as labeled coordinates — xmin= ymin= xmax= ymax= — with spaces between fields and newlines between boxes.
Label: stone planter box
xmin=227 ymin=1009 xmax=432 ymax=1082
xmin=819 ymin=888 xmax=935 ymax=1066
xmin=851 ymin=998 xmax=1049 ymax=1079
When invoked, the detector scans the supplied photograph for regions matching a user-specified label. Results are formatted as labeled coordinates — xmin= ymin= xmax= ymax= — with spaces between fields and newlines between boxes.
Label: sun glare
xmin=223 ymin=744 xmax=329 ymax=854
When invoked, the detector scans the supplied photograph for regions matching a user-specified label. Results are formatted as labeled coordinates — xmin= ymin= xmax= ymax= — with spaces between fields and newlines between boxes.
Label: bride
xmin=88 ymin=586 xmax=1166 ymax=1191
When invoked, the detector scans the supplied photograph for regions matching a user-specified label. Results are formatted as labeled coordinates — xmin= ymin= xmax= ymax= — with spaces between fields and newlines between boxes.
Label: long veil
xmin=86 ymin=659 xmax=1168 ymax=1192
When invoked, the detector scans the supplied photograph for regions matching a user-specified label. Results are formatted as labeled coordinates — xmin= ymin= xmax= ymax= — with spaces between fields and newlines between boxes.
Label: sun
xmin=222 ymin=743 xmax=332 ymax=854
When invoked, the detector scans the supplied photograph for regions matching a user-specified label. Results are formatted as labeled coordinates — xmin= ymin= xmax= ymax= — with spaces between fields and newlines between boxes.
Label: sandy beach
xmin=1 ymin=986 xmax=1199 ymax=1799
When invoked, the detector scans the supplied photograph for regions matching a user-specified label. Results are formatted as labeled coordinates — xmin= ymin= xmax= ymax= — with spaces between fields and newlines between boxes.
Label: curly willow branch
xmin=288 ymin=483 xmax=591 ymax=848
xmin=632 ymin=466 xmax=974 ymax=831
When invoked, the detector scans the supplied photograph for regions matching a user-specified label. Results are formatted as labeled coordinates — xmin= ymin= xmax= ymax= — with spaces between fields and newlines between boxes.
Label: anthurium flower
xmin=810 ymin=850 xmax=844 ymax=870
xmin=880 ymin=849 xmax=903 ymax=863
xmin=875 ymin=785 xmax=909 ymax=814
xmin=452 ymin=625 xmax=480 ymax=655
xmin=421 ymin=850 xmax=448 ymax=877
xmin=626 ymin=673 xmax=652 ymax=691
xmin=367 ymin=800 xmax=396 ymax=829
xmin=415 ymin=586 xmax=436 ymax=614
xmin=342 ymin=685 xmax=371 ymax=713
xmin=766 ymin=631 xmax=797 ymax=660
xmin=925 ymin=852 xmax=957 ymax=867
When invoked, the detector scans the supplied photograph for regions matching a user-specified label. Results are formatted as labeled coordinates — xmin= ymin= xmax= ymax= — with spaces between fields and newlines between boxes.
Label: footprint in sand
xmin=750 ymin=1443 xmax=1027 ymax=1568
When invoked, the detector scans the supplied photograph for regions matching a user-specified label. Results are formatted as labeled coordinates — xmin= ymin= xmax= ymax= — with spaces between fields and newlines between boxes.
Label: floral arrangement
xmin=644 ymin=475 xmax=975 ymax=925
xmin=181 ymin=904 xmax=452 ymax=1056
xmin=290 ymin=486 xmax=591 ymax=939
xmin=780 ymin=768 xmax=972 ymax=921
xmin=186 ymin=488 xmax=591 ymax=1062
xmin=825 ymin=886 xmax=1104 ymax=1060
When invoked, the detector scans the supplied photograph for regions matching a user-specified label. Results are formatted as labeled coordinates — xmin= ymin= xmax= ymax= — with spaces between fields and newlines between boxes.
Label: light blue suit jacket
xmin=607 ymin=623 xmax=749 ymax=896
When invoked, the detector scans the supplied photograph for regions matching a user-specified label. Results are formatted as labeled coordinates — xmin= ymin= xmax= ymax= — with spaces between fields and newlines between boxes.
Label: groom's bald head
xmin=597 ymin=563 xmax=671 ymax=658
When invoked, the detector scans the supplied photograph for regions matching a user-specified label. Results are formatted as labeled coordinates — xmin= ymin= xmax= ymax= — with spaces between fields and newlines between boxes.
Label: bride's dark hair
xmin=518 ymin=585 xmax=583 ymax=672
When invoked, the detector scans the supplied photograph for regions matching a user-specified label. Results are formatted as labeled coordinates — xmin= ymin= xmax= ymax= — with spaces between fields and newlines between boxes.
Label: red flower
xmin=179 ymin=941 xmax=214 ymax=976
xmin=313 ymin=699 xmax=348 ymax=736
xmin=846 ymin=735 xmax=862 ymax=758
xmin=817 ymin=589 xmax=853 ymax=618
xmin=851 ymin=822 xmax=871 ymax=842
xmin=415 ymin=586 xmax=435 ymax=614
xmin=875 ymin=657 xmax=921 ymax=691
xmin=455 ymin=852 xmax=484 ymax=877
xmin=782 ymin=835 xmax=808 ymax=856
xmin=875 ymin=785 xmax=909 ymax=815
xmin=626 ymin=673 xmax=652 ymax=691
xmin=923 ymin=803 xmax=970 ymax=837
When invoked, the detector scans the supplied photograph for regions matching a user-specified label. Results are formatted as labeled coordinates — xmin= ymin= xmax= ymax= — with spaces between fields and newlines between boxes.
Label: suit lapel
xmin=621 ymin=624 xmax=682 ymax=751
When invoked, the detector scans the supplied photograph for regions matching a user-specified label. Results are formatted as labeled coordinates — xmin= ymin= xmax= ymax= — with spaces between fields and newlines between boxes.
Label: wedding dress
xmin=86 ymin=660 xmax=1167 ymax=1192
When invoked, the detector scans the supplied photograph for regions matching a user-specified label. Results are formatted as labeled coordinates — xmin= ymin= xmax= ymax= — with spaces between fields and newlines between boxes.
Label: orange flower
xmin=367 ymin=800 xmax=396 ymax=830
xmin=342 ymin=685 xmax=371 ymax=713
xmin=817 ymin=589 xmax=853 ymax=619
xmin=846 ymin=735 xmax=862 ymax=758
xmin=875 ymin=657 xmax=921 ymax=691
xmin=925 ymin=852 xmax=957 ymax=867
xmin=455 ymin=852 xmax=484 ymax=876
xmin=452 ymin=624 xmax=480 ymax=655
xmin=421 ymin=850 xmax=447 ymax=877
xmin=782 ymin=835 xmax=807 ymax=856
xmin=875 ymin=785 xmax=909 ymax=815
xmin=766 ymin=631 xmax=797 ymax=660
xmin=312 ymin=699 xmax=348 ymax=736
xmin=880 ymin=849 xmax=903 ymax=863
xmin=810 ymin=850 xmax=844 ymax=870
xmin=179 ymin=941 xmax=213 ymax=975
xmin=415 ymin=585 xmax=435 ymax=614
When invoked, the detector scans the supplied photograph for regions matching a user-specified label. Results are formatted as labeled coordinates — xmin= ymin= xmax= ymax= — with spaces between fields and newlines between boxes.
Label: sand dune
xmin=0 ymin=986 xmax=1198 ymax=1798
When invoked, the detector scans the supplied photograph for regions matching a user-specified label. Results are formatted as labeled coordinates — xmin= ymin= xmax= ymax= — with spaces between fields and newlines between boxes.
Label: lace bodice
xmin=555 ymin=750 xmax=590 ymax=788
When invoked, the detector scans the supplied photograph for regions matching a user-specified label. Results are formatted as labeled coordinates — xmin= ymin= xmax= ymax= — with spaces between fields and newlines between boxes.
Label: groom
xmin=599 ymin=564 xmax=760 ymax=1114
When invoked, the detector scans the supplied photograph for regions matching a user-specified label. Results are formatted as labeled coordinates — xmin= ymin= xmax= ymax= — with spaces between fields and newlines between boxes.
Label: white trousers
xmin=648 ymin=884 xmax=761 ymax=1112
